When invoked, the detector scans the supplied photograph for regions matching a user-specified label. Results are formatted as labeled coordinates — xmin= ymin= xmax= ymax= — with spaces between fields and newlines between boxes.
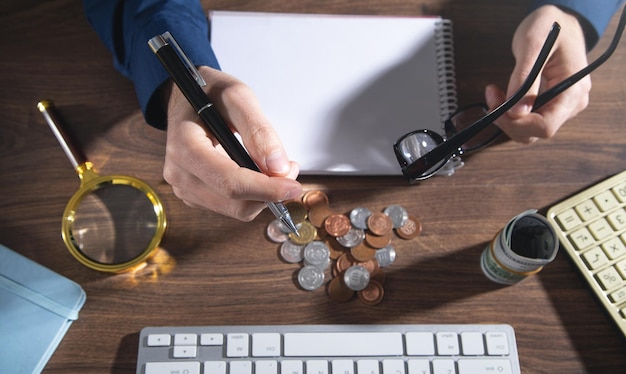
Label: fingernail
xmin=510 ymin=103 xmax=531 ymax=116
xmin=284 ymin=186 xmax=302 ymax=201
xmin=266 ymin=150 xmax=290 ymax=174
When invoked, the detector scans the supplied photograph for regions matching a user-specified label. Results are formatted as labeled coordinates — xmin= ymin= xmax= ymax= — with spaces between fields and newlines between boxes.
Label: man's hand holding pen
xmin=159 ymin=63 xmax=301 ymax=222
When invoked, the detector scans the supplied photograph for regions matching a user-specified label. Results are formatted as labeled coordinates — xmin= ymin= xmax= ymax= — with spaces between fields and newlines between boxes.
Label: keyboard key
xmin=382 ymin=359 xmax=405 ymax=374
xmin=227 ymin=333 xmax=250 ymax=357
xmin=332 ymin=359 xmax=355 ymax=374
xmin=306 ymin=360 xmax=329 ymax=374
xmin=252 ymin=333 xmax=281 ymax=357
xmin=174 ymin=333 xmax=196 ymax=346
xmin=200 ymin=333 xmax=223 ymax=345
xmin=172 ymin=345 xmax=196 ymax=358
xmin=357 ymin=359 xmax=380 ymax=374
xmin=204 ymin=361 xmax=226 ymax=374
xmin=432 ymin=359 xmax=455 ymax=374
xmin=283 ymin=332 xmax=403 ymax=356
xmin=281 ymin=360 xmax=303 ymax=374
xmin=145 ymin=361 xmax=200 ymax=374
xmin=485 ymin=332 xmax=509 ymax=355
xmin=407 ymin=359 xmax=431 ymax=374
xmin=460 ymin=332 xmax=484 ymax=355
xmin=457 ymin=359 xmax=512 ymax=374
xmin=146 ymin=334 xmax=170 ymax=347
xmin=435 ymin=332 xmax=459 ymax=355
xmin=406 ymin=332 xmax=435 ymax=355
xmin=255 ymin=360 xmax=278 ymax=374
xmin=229 ymin=361 xmax=252 ymax=374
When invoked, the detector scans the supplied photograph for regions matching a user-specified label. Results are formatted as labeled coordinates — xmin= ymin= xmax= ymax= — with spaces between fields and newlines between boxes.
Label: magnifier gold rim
xmin=62 ymin=171 xmax=167 ymax=273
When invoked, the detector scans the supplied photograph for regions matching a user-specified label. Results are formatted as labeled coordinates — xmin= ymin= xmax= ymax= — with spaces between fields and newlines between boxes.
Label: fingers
xmin=162 ymin=67 xmax=302 ymax=221
xmin=483 ymin=5 xmax=591 ymax=144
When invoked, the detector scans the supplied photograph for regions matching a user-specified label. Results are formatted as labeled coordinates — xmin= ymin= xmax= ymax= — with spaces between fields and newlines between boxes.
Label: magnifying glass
xmin=37 ymin=100 xmax=167 ymax=273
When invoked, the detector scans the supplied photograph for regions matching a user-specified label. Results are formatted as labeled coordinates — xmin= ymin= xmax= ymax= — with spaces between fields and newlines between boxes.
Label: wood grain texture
xmin=0 ymin=1 xmax=624 ymax=373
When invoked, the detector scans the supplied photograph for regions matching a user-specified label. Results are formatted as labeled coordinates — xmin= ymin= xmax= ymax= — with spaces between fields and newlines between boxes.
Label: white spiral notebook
xmin=209 ymin=11 xmax=457 ymax=175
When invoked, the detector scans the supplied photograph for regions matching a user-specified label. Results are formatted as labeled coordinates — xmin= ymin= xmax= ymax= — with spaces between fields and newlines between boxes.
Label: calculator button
xmin=609 ymin=287 xmax=626 ymax=304
xmin=596 ymin=266 xmax=624 ymax=291
xmin=575 ymin=200 xmax=600 ymax=221
xmin=601 ymin=237 xmax=626 ymax=260
xmin=588 ymin=218 xmax=614 ymax=240
xmin=555 ymin=208 xmax=583 ymax=231
xmin=569 ymin=227 xmax=596 ymax=250
xmin=594 ymin=190 xmax=620 ymax=212
xmin=582 ymin=247 xmax=610 ymax=270
xmin=607 ymin=209 xmax=626 ymax=231
xmin=613 ymin=182 xmax=626 ymax=202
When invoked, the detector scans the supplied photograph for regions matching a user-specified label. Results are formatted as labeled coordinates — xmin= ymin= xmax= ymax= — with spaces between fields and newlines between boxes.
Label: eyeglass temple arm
xmin=405 ymin=22 xmax=561 ymax=176
xmin=533 ymin=5 xmax=626 ymax=111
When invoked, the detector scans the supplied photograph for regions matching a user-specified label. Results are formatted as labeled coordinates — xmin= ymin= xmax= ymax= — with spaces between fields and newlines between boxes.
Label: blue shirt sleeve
xmin=83 ymin=0 xmax=220 ymax=129
xmin=529 ymin=0 xmax=624 ymax=50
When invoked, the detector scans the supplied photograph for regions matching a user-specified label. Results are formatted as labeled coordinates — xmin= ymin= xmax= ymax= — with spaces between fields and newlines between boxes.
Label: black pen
xmin=148 ymin=32 xmax=299 ymax=236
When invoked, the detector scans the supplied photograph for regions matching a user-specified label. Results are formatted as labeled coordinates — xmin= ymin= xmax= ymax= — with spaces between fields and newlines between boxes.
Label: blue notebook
xmin=0 ymin=244 xmax=86 ymax=373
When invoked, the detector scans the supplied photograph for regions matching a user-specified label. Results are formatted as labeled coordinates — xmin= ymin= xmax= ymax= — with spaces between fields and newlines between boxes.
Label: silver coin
xmin=279 ymin=241 xmax=305 ymax=263
xmin=336 ymin=227 xmax=366 ymax=248
xmin=349 ymin=207 xmax=372 ymax=230
xmin=298 ymin=265 xmax=325 ymax=291
xmin=343 ymin=265 xmax=370 ymax=291
xmin=267 ymin=219 xmax=290 ymax=243
xmin=374 ymin=245 xmax=396 ymax=267
xmin=383 ymin=205 xmax=409 ymax=228
xmin=303 ymin=241 xmax=331 ymax=269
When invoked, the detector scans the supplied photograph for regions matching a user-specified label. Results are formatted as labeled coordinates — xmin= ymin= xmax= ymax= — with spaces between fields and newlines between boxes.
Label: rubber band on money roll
xmin=480 ymin=209 xmax=558 ymax=285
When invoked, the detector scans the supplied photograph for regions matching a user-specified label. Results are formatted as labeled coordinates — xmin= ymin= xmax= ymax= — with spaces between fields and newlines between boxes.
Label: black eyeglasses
xmin=395 ymin=4 xmax=626 ymax=183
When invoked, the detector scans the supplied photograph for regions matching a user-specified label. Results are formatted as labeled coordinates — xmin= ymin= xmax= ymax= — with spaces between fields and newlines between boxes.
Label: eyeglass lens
xmin=445 ymin=104 xmax=502 ymax=153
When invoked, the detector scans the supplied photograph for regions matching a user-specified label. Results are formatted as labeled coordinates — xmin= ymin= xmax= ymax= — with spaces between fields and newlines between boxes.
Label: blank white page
xmin=209 ymin=11 xmax=453 ymax=175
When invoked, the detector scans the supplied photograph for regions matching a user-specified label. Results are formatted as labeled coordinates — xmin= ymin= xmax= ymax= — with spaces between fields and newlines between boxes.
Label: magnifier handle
xmin=37 ymin=100 xmax=86 ymax=169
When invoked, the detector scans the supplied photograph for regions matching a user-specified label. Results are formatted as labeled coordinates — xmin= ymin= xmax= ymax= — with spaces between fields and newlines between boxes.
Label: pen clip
xmin=160 ymin=31 xmax=207 ymax=87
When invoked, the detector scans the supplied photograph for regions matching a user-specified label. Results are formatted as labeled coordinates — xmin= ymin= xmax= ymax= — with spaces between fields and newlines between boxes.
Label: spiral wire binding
xmin=434 ymin=19 xmax=458 ymax=137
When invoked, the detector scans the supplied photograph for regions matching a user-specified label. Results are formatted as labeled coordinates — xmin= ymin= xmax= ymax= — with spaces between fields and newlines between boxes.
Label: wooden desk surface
xmin=1 ymin=0 xmax=624 ymax=372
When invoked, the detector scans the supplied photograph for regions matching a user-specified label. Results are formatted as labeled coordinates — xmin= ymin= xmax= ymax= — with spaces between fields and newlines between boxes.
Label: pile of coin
xmin=266 ymin=190 xmax=422 ymax=305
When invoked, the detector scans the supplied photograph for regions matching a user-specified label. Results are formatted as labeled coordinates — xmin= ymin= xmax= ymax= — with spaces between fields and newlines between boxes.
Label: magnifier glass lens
xmin=70 ymin=183 xmax=159 ymax=265
xmin=397 ymin=132 xmax=448 ymax=179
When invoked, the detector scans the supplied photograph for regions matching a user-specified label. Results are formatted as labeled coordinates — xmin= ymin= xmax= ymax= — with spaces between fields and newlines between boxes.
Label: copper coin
xmin=365 ymin=230 xmax=392 ymax=249
xmin=285 ymin=200 xmax=308 ymax=224
xmin=324 ymin=213 xmax=352 ymax=237
xmin=335 ymin=252 xmax=357 ymax=273
xmin=308 ymin=204 xmax=334 ymax=228
xmin=302 ymin=190 xmax=329 ymax=209
xmin=325 ymin=237 xmax=348 ymax=260
xmin=357 ymin=280 xmax=384 ymax=306
xmin=350 ymin=242 xmax=377 ymax=262
xmin=327 ymin=276 xmax=355 ymax=302
xmin=367 ymin=212 xmax=393 ymax=236
xmin=395 ymin=215 xmax=423 ymax=239
xmin=356 ymin=258 xmax=380 ymax=275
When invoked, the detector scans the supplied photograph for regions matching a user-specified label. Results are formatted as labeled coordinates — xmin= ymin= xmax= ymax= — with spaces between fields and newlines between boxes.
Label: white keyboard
xmin=136 ymin=324 xmax=520 ymax=374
